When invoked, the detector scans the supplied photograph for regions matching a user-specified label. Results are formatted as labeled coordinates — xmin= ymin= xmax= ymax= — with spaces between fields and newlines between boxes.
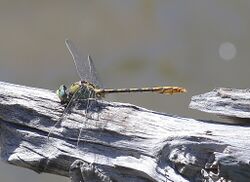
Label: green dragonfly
xmin=48 ymin=39 xmax=186 ymax=141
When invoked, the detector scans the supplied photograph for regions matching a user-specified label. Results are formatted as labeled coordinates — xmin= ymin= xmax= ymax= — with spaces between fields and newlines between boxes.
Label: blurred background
xmin=0 ymin=0 xmax=250 ymax=181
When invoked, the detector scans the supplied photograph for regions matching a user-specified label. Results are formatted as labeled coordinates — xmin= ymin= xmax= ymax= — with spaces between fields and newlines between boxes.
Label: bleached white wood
xmin=0 ymin=81 xmax=249 ymax=182
xmin=190 ymin=87 xmax=250 ymax=124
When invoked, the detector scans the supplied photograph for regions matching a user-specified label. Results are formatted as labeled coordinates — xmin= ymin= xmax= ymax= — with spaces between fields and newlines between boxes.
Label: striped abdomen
xmin=95 ymin=86 xmax=186 ymax=96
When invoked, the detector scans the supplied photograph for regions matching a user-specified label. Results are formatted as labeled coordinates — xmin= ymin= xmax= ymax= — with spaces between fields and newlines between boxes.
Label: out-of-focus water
xmin=0 ymin=1 xmax=250 ymax=181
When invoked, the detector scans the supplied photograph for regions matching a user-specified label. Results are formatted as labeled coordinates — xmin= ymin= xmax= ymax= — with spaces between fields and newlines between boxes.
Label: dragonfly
xmin=48 ymin=39 xmax=187 ymax=142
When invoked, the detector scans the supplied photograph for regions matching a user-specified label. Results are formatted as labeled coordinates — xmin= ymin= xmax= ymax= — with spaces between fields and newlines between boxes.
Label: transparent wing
xmin=47 ymin=87 xmax=82 ymax=139
xmin=65 ymin=39 xmax=102 ymax=88
xmin=88 ymin=55 xmax=103 ymax=88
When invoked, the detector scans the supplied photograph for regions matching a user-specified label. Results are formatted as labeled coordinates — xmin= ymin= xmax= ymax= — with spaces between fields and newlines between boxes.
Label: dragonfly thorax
xmin=56 ymin=81 xmax=103 ymax=104
xmin=70 ymin=81 xmax=97 ymax=99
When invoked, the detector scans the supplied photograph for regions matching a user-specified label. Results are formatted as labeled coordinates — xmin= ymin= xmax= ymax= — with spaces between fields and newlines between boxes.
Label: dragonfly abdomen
xmin=95 ymin=86 xmax=186 ymax=96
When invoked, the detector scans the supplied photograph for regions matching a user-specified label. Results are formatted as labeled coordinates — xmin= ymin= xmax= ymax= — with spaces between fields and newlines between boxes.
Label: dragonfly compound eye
xmin=56 ymin=84 xmax=69 ymax=104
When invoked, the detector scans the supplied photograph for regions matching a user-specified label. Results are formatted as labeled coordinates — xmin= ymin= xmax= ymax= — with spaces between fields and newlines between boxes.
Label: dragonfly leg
xmin=76 ymin=103 xmax=91 ymax=147
xmin=47 ymin=87 xmax=81 ymax=141
xmin=76 ymin=90 xmax=92 ymax=147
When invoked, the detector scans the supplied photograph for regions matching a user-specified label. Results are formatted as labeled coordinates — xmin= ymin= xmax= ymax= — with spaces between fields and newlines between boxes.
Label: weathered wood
xmin=0 ymin=81 xmax=250 ymax=182
xmin=190 ymin=88 xmax=250 ymax=124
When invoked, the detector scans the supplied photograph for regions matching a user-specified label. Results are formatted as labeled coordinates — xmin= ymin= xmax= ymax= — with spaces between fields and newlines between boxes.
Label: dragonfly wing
xmin=65 ymin=39 xmax=102 ymax=87
xmin=65 ymin=39 xmax=86 ymax=81
xmin=88 ymin=55 xmax=103 ymax=88
xmin=60 ymin=87 xmax=81 ymax=120
xmin=47 ymin=86 xmax=82 ymax=139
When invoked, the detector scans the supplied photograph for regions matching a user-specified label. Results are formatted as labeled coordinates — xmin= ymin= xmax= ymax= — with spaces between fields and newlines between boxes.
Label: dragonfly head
xmin=56 ymin=85 xmax=69 ymax=104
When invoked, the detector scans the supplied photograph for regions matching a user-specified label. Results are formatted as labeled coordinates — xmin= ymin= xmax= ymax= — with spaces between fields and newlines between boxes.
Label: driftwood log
xmin=0 ymin=81 xmax=249 ymax=182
